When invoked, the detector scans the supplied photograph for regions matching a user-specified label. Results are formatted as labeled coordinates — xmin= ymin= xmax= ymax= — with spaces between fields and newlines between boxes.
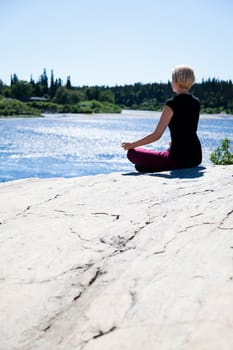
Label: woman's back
xmin=166 ymin=94 xmax=202 ymax=167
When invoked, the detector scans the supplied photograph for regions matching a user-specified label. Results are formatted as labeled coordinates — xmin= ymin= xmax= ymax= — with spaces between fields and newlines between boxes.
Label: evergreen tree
xmin=49 ymin=69 xmax=56 ymax=98
xmin=29 ymin=75 xmax=35 ymax=95
xmin=0 ymin=79 xmax=3 ymax=95
xmin=39 ymin=68 xmax=48 ymax=95
xmin=66 ymin=76 xmax=72 ymax=89
xmin=10 ymin=73 xmax=19 ymax=86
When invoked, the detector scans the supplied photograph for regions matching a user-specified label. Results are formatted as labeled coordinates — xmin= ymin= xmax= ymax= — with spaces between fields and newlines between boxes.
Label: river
xmin=0 ymin=110 xmax=232 ymax=182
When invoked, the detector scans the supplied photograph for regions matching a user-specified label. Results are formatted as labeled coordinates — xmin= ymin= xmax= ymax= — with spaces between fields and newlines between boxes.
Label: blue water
xmin=0 ymin=110 xmax=232 ymax=182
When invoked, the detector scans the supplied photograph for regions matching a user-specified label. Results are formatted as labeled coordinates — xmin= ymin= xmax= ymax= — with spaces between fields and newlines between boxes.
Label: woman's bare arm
xmin=121 ymin=105 xmax=173 ymax=150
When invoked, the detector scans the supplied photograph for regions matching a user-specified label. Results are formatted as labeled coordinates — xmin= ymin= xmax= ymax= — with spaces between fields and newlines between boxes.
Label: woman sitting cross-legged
xmin=121 ymin=65 xmax=202 ymax=173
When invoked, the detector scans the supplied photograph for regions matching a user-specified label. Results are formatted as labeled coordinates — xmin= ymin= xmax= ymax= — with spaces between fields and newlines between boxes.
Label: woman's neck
xmin=176 ymin=88 xmax=189 ymax=95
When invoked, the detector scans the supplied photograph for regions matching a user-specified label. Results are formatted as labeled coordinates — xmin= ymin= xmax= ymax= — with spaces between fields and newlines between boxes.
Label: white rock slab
xmin=0 ymin=165 xmax=233 ymax=350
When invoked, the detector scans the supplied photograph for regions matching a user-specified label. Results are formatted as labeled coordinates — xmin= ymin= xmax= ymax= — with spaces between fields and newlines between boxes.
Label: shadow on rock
xmin=122 ymin=166 xmax=207 ymax=179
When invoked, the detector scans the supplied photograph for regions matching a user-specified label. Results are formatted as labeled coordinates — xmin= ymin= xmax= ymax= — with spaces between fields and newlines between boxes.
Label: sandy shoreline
xmin=0 ymin=165 xmax=233 ymax=349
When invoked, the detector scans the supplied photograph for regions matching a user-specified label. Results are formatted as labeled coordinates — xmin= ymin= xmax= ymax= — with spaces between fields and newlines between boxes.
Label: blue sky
xmin=1 ymin=0 xmax=233 ymax=86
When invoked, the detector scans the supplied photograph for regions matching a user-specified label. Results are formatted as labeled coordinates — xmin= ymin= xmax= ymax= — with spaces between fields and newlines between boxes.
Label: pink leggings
xmin=127 ymin=148 xmax=180 ymax=172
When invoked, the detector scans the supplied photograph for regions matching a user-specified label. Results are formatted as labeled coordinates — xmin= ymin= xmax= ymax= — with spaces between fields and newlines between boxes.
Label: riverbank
xmin=0 ymin=98 xmax=121 ymax=117
xmin=1 ymin=108 xmax=233 ymax=119
xmin=0 ymin=165 xmax=233 ymax=349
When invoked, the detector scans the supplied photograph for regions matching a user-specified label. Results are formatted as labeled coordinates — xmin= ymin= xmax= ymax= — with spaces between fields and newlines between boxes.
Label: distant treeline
xmin=0 ymin=68 xmax=233 ymax=116
xmin=112 ymin=79 xmax=233 ymax=114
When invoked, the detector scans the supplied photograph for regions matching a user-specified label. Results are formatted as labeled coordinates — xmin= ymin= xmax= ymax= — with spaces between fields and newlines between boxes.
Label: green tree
xmin=0 ymin=80 xmax=3 ymax=95
xmin=38 ymin=68 xmax=49 ymax=95
xmin=210 ymin=138 xmax=233 ymax=165
xmin=10 ymin=73 xmax=19 ymax=85
xmin=49 ymin=69 xmax=56 ymax=98
xmin=53 ymin=86 xmax=86 ymax=104
xmin=11 ymin=80 xmax=33 ymax=100
xmin=98 ymin=89 xmax=115 ymax=103
xmin=66 ymin=76 xmax=72 ymax=89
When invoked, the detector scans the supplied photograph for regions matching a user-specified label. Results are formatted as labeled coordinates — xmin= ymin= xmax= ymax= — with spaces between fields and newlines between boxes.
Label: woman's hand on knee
xmin=121 ymin=142 xmax=133 ymax=151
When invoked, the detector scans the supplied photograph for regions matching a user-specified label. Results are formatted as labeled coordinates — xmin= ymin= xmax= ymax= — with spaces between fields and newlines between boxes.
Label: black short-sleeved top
xmin=165 ymin=94 xmax=202 ymax=167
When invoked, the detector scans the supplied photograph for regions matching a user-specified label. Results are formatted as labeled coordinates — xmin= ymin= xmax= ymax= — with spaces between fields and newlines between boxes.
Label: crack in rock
xmin=72 ymin=292 xmax=82 ymax=301
xmin=54 ymin=210 xmax=75 ymax=217
xmin=48 ymin=194 xmax=61 ymax=201
xmin=190 ymin=213 xmax=203 ymax=218
xmin=9 ymin=263 xmax=95 ymax=285
xmin=100 ymin=234 xmax=134 ymax=250
xmin=88 ymin=268 xmax=103 ymax=286
xmin=182 ymin=189 xmax=214 ymax=197
xmin=177 ymin=222 xmax=216 ymax=234
xmin=80 ymin=326 xmax=117 ymax=349
xmin=23 ymin=194 xmax=61 ymax=213
xmin=38 ymin=267 xmax=105 ymax=337
xmin=92 ymin=326 xmax=117 ymax=339
xmin=218 ymin=209 xmax=233 ymax=230
xmin=128 ymin=279 xmax=138 ymax=310
xmin=41 ymin=307 xmax=68 ymax=333
xmin=2 ymin=193 xmax=63 ymax=224
xmin=91 ymin=212 xmax=120 ymax=221
xmin=100 ymin=219 xmax=153 ymax=255
xmin=153 ymin=250 xmax=166 ymax=255
xmin=69 ymin=228 xmax=92 ymax=243
xmin=130 ymin=220 xmax=153 ymax=238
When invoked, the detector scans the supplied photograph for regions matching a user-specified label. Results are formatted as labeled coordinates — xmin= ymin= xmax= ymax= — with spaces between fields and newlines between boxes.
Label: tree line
xmin=0 ymin=68 xmax=233 ymax=116
xmin=110 ymin=79 xmax=233 ymax=114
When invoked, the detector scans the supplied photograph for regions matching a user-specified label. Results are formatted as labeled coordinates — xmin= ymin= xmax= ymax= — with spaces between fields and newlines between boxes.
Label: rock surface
xmin=0 ymin=165 xmax=233 ymax=350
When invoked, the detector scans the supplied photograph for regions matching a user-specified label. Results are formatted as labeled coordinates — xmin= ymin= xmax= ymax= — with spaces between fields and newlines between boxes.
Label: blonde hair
xmin=172 ymin=66 xmax=195 ymax=90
